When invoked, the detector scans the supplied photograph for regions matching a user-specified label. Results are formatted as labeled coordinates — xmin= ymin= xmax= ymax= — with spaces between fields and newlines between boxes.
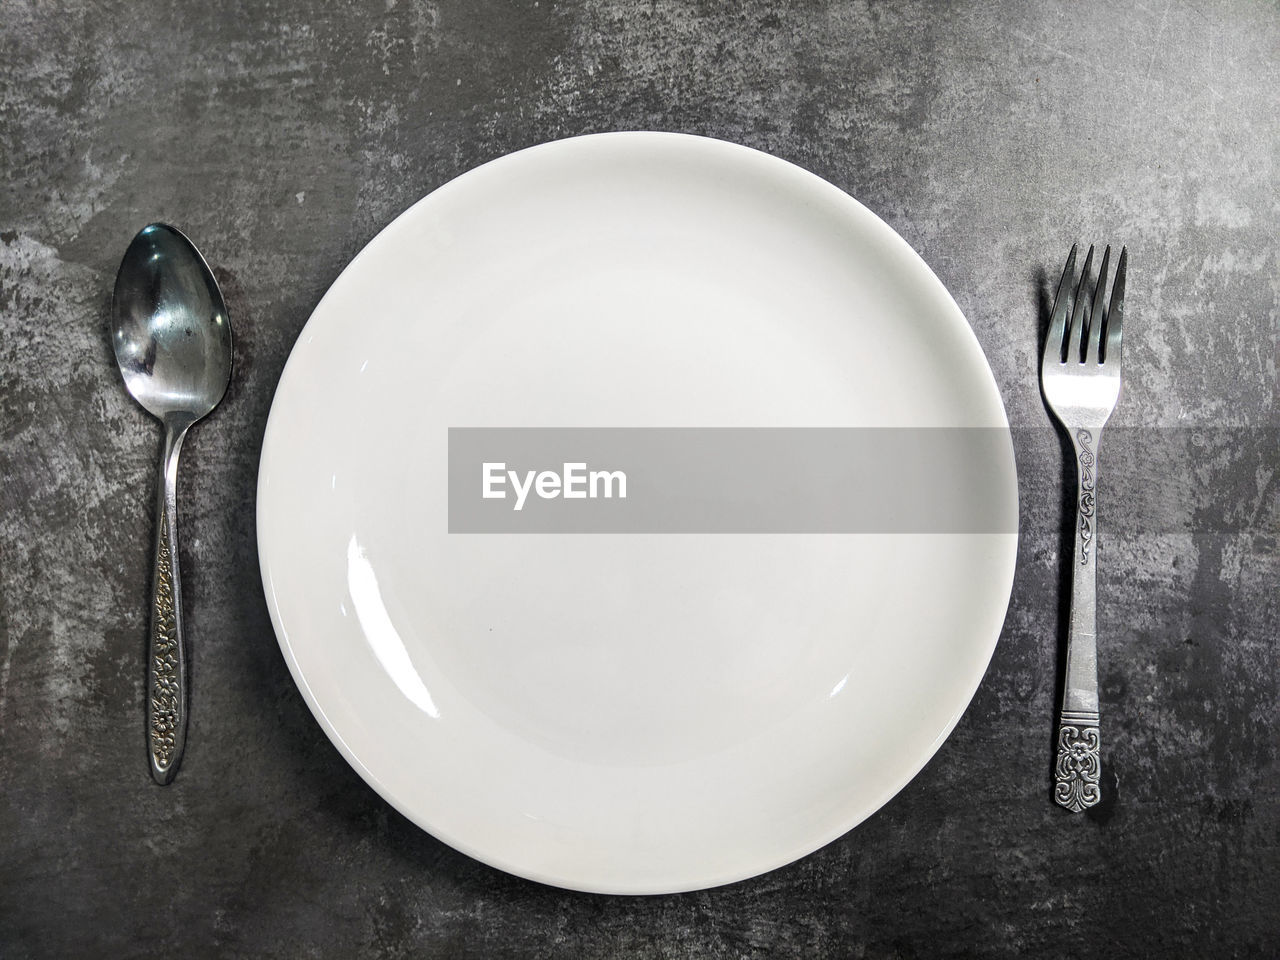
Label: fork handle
xmin=1055 ymin=428 xmax=1102 ymax=812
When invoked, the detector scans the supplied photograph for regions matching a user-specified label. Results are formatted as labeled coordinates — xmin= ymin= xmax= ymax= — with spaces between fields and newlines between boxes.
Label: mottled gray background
xmin=2 ymin=0 xmax=1277 ymax=957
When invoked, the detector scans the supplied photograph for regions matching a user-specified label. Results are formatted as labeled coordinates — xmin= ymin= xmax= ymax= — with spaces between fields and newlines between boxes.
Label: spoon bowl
xmin=112 ymin=223 xmax=232 ymax=424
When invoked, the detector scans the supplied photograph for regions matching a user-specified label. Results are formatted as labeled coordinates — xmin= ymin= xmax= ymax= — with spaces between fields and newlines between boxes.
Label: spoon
xmin=111 ymin=223 xmax=232 ymax=784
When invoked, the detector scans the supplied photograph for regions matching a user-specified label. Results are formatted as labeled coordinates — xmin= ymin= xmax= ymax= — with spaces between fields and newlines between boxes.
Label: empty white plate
xmin=257 ymin=132 xmax=1017 ymax=894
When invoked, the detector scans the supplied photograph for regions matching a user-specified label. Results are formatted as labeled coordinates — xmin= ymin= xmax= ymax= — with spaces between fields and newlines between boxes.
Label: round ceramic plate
xmin=258 ymin=132 xmax=1017 ymax=894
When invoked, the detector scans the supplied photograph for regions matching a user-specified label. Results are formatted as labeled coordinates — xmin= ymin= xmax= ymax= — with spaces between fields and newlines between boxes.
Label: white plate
xmin=258 ymin=132 xmax=1018 ymax=894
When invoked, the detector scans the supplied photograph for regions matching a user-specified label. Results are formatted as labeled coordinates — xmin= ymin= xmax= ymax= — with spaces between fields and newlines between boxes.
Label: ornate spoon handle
xmin=148 ymin=425 xmax=189 ymax=784
xmin=1055 ymin=428 xmax=1102 ymax=812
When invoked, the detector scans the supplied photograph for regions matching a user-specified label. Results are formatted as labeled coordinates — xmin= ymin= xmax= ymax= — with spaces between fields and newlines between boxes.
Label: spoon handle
xmin=148 ymin=425 xmax=189 ymax=784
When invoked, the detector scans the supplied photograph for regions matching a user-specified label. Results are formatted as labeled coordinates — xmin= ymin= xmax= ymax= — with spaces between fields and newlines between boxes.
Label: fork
xmin=1041 ymin=242 xmax=1127 ymax=813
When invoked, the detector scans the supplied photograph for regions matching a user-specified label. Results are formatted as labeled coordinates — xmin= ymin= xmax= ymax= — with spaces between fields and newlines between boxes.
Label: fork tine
xmin=1067 ymin=244 xmax=1094 ymax=363
xmin=1043 ymin=243 xmax=1077 ymax=367
xmin=1104 ymin=246 xmax=1127 ymax=364
xmin=1085 ymin=245 xmax=1111 ymax=363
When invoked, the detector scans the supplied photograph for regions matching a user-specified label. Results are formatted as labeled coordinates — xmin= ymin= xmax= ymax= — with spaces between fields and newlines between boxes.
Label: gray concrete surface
xmin=1 ymin=1 xmax=1277 ymax=956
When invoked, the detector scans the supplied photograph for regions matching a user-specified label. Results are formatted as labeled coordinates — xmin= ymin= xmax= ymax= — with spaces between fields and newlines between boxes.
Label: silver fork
xmin=1041 ymin=242 xmax=1127 ymax=813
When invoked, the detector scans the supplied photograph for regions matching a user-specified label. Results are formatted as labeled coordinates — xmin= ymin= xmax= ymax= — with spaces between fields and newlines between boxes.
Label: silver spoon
xmin=111 ymin=223 xmax=232 ymax=784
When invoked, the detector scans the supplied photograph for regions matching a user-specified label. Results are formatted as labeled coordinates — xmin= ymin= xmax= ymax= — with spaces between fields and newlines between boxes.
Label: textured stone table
xmin=2 ymin=1 xmax=1276 ymax=957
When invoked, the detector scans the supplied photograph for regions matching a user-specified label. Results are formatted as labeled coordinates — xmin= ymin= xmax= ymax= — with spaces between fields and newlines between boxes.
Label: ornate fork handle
xmin=1055 ymin=427 xmax=1102 ymax=812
